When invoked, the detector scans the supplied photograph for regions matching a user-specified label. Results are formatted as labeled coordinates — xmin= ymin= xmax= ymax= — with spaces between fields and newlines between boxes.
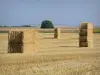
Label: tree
xmin=41 ymin=20 xmax=54 ymax=28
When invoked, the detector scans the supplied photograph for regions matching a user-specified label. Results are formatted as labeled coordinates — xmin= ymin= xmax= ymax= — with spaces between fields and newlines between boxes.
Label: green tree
xmin=41 ymin=20 xmax=54 ymax=28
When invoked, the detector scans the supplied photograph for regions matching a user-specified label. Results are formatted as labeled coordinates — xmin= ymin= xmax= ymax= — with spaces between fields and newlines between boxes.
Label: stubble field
xmin=0 ymin=32 xmax=100 ymax=75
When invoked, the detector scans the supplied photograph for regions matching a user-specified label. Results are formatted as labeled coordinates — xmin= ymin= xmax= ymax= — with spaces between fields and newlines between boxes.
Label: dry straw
xmin=54 ymin=28 xmax=61 ymax=39
xmin=8 ymin=29 xmax=38 ymax=53
xmin=79 ymin=22 xmax=93 ymax=47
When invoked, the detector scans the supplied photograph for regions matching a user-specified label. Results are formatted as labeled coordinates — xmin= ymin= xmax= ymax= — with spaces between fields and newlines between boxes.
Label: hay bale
xmin=54 ymin=28 xmax=61 ymax=39
xmin=8 ymin=31 xmax=23 ymax=44
xmin=79 ymin=22 xmax=93 ymax=47
xmin=8 ymin=29 xmax=38 ymax=53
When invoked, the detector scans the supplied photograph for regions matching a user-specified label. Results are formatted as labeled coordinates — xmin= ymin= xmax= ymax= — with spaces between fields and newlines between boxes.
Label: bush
xmin=41 ymin=20 xmax=54 ymax=28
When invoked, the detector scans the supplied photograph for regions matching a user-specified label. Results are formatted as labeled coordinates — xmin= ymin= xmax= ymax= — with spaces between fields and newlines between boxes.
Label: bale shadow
xmin=60 ymin=46 xmax=79 ymax=48
xmin=43 ymin=37 xmax=54 ymax=39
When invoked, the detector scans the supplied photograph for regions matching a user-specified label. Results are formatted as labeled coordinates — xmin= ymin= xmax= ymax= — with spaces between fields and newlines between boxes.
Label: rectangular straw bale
xmin=79 ymin=22 xmax=93 ymax=47
xmin=54 ymin=28 xmax=61 ymax=39
xmin=8 ymin=29 xmax=38 ymax=53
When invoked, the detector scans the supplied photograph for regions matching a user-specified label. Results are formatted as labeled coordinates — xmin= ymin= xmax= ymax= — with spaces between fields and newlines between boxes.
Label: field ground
xmin=0 ymin=33 xmax=100 ymax=75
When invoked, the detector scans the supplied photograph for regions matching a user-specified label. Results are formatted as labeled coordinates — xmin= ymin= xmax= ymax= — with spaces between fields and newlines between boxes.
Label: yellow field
xmin=0 ymin=33 xmax=100 ymax=75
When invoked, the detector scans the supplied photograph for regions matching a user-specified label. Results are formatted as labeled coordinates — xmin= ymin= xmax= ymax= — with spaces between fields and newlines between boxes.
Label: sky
xmin=0 ymin=0 xmax=100 ymax=26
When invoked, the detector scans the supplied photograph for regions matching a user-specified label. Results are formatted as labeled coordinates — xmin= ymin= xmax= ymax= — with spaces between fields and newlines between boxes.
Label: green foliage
xmin=41 ymin=20 xmax=54 ymax=28
xmin=94 ymin=29 xmax=100 ymax=33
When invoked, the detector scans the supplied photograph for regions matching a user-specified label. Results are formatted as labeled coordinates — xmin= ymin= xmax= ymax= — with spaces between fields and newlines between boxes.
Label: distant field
xmin=0 ymin=27 xmax=100 ymax=33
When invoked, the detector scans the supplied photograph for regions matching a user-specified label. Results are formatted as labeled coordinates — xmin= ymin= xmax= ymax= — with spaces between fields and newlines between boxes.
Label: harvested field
xmin=0 ymin=33 xmax=100 ymax=75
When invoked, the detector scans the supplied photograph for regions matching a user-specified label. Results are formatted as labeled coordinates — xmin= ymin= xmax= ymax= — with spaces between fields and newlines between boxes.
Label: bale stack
xmin=79 ymin=22 xmax=93 ymax=47
xmin=54 ymin=28 xmax=61 ymax=39
xmin=8 ymin=29 xmax=38 ymax=53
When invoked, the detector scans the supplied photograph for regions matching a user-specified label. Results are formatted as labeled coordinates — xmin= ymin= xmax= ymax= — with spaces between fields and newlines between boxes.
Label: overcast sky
xmin=0 ymin=0 xmax=99 ymax=26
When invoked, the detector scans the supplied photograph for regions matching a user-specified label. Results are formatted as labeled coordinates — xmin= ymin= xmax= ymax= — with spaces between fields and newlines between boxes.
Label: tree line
xmin=0 ymin=25 xmax=31 ymax=27
xmin=0 ymin=20 xmax=54 ymax=28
